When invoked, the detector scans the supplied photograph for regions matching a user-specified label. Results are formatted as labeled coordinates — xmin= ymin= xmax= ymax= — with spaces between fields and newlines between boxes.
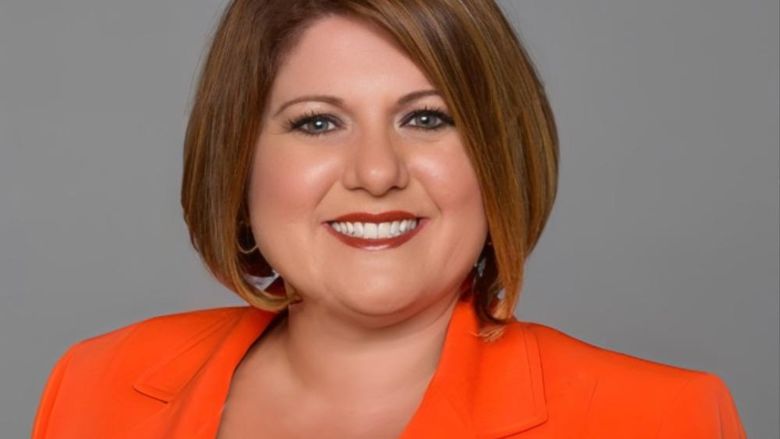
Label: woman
xmin=32 ymin=1 xmax=746 ymax=438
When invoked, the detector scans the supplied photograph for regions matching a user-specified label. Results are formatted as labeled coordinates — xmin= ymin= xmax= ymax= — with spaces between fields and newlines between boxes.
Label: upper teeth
xmin=330 ymin=219 xmax=419 ymax=239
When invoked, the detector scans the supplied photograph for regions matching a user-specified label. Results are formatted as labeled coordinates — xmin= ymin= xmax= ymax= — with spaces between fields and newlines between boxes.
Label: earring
xmin=237 ymin=240 xmax=258 ymax=255
xmin=474 ymin=255 xmax=487 ymax=279
xmin=237 ymin=220 xmax=258 ymax=254
xmin=471 ymin=255 xmax=485 ymax=294
xmin=474 ymin=236 xmax=492 ymax=278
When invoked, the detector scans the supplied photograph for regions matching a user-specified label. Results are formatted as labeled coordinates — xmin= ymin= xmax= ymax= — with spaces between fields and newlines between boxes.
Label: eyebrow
xmin=271 ymin=89 xmax=442 ymax=117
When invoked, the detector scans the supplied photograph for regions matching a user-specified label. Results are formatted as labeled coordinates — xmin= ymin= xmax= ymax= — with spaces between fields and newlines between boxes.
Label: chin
xmin=331 ymin=281 xmax=428 ymax=318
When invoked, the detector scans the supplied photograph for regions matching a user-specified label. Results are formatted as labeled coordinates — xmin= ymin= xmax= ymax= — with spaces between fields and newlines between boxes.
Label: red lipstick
xmin=328 ymin=210 xmax=417 ymax=223
xmin=324 ymin=210 xmax=427 ymax=250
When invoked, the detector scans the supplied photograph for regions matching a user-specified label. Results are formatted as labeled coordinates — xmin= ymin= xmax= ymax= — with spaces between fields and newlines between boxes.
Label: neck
xmin=273 ymin=292 xmax=462 ymax=405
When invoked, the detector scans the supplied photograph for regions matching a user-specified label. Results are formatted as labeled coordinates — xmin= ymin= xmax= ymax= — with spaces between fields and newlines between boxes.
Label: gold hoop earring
xmin=237 ymin=221 xmax=258 ymax=254
xmin=238 ymin=240 xmax=258 ymax=255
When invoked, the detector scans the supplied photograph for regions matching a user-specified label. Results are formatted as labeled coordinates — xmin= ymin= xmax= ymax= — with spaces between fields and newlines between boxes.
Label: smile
xmin=330 ymin=218 xmax=419 ymax=239
xmin=324 ymin=211 xmax=427 ymax=250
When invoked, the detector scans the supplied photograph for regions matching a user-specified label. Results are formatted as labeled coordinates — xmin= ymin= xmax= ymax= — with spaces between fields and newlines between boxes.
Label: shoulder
xmin=40 ymin=306 xmax=250 ymax=391
xmin=63 ymin=306 xmax=248 ymax=367
xmin=512 ymin=321 xmax=746 ymax=437
xmin=517 ymin=320 xmax=701 ymax=382
xmin=32 ymin=307 xmax=252 ymax=438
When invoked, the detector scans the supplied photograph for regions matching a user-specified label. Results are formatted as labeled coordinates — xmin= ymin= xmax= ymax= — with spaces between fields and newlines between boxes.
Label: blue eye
xmin=404 ymin=107 xmax=455 ymax=130
xmin=285 ymin=111 xmax=340 ymax=137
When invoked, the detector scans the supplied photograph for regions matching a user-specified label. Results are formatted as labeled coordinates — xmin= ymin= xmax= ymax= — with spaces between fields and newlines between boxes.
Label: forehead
xmin=269 ymin=15 xmax=435 ymax=102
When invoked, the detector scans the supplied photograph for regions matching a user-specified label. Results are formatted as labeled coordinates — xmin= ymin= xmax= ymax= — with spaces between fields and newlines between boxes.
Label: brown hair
xmin=181 ymin=0 xmax=558 ymax=341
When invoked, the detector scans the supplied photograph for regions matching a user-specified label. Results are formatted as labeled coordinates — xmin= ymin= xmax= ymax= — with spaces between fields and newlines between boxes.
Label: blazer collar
xmin=399 ymin=293 xmax=548 ymax=438
xmin=132 ymin=294 xmax=548 ymax=438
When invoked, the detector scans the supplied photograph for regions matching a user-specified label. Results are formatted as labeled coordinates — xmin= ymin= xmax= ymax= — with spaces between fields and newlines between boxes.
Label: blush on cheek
xmin=249 ymin=141 xmax=341 ymax=221
xmin=415 ymin=148 xmax=484 ymax=208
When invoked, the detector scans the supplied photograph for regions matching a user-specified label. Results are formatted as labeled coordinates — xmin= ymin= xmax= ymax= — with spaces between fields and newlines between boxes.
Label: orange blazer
xmin=32 ymin=294 xmax=746 ymax=438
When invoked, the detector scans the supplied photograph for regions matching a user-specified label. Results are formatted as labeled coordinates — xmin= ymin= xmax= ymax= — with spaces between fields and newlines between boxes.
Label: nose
xmin=342 ymin=126 xmax=410 ymax=196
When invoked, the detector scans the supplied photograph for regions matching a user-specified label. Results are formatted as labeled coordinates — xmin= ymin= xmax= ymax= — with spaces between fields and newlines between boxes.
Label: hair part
xmin=181 ymin=0 xmax=559 ymax=341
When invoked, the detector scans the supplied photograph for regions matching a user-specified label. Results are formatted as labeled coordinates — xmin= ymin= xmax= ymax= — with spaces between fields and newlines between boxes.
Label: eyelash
xmin=284 ymin=106 xmax=455 ymax=137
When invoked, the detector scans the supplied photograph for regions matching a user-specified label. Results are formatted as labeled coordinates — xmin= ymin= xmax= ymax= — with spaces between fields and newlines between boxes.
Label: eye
xmin=403 ymin=106 xmax=455 ymax=131
xmin=285 ymin=111 xmax=340 ymax=137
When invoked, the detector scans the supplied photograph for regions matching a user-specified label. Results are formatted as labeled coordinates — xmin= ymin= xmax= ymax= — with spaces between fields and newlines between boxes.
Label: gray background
xmin=1 ymin=0 xmax=777 ymax=436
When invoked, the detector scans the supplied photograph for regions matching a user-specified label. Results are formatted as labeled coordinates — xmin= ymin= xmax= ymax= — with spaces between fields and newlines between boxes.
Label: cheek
xmin=248 ymin=139 xmax=338 ymax=221
xmin=414 ymin=143 xmax=485 ymax=217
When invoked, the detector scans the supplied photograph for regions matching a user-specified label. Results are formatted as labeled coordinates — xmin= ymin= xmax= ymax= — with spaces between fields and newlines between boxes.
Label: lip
xmin=328 ymin=210 xmax=420 ymax=223
xmin=324 ymin=211 xmax=427 ymax=251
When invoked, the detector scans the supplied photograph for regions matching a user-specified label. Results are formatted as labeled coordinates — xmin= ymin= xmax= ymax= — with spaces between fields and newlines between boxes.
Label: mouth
xmin=323 ymin=210 xmax=428 ymax=250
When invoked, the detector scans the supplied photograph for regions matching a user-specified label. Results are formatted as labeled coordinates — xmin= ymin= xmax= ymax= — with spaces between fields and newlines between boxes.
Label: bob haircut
xmin=181 ymin=0 xmax=559 ymax=341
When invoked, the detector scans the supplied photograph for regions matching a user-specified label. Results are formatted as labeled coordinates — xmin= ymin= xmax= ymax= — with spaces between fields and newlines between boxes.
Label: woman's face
xmin=249 ymin=14 xmax=488 ymax=318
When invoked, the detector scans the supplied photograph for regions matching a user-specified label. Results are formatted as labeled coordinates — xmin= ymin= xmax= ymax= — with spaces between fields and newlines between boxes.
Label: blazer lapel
xmin=400 ymin=294 xmax=548 ymax=438
xmin=127 ymin=306 xmax=279 ymax=438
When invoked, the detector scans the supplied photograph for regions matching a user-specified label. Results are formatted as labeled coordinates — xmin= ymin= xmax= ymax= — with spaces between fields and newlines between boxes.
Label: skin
xmin=217 ymin=14 xmax=488 ymax=438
